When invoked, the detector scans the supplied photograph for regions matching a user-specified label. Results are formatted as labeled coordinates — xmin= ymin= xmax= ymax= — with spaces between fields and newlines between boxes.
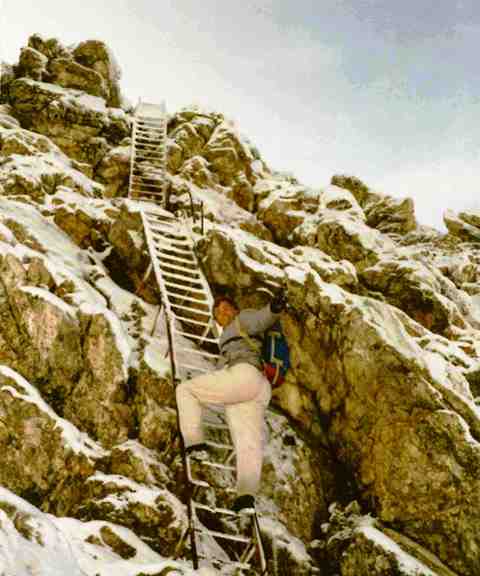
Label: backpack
xmin=262 ymin=321 xmax=290 ymax=387
xmin=234 ymin=317 xmax=290 ymax=387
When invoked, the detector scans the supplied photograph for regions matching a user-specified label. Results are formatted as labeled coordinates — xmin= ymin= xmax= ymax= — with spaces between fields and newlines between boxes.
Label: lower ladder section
xmin=136 ymin=199 xmax=269 ymax=574
xmin=185 ymin=407 xmax=268 ymax=575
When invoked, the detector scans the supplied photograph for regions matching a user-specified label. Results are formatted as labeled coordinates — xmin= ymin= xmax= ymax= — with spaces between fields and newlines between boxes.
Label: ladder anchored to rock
xmin=128 ymin=101 xmax=269 ymax=575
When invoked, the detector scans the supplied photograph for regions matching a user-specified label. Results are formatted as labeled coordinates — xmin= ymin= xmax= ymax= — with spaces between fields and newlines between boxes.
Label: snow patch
xmin=0 ymin=365 xmax=107 ymax=460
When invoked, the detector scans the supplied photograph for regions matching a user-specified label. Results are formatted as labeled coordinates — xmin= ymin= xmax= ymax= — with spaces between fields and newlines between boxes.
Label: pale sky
xmin=1 ymin=0 xmax=479 ymax=229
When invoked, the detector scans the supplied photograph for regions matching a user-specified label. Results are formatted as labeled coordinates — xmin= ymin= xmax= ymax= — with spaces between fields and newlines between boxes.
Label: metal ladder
xmin=128 ymin=102 xmax=269 ymax=575
xmin=128 ymin=101 xmax=169 ymax=204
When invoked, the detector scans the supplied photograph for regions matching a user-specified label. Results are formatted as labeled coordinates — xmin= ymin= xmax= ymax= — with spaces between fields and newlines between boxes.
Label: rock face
xmin=1 ymin=33 xmax=480 ymax=576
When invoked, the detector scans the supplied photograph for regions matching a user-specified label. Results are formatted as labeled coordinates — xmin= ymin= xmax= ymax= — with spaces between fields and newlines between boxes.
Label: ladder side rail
xmin=142 ymin=209 xmax=201 ymax=568
xmin=128 ymin=108 xmax=140 ymax=199
xmin=176 ymin=218 xmax=221 ymax=343
xmin=160 ymin=106 xmax=169 ymax=208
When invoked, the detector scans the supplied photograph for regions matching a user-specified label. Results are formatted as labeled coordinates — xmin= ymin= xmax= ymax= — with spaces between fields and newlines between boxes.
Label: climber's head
xmin=213 ymin=294 xmax=238 ymax=327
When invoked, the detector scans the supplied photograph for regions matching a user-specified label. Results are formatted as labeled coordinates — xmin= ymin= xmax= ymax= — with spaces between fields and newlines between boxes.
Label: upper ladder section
xmin=141 ymin=204 xmax=221 ymax=380
xmin=128 ymin=101 xmax=168 ymax=206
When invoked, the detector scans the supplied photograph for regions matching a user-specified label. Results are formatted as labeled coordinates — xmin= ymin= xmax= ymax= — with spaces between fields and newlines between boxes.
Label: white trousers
xmin=176 ymin=363 xmax=271 ymax=496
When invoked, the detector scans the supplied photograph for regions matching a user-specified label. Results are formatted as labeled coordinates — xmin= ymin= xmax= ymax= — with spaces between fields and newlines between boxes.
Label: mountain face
xmin=0 ymin=34 xmax=479 ymax=576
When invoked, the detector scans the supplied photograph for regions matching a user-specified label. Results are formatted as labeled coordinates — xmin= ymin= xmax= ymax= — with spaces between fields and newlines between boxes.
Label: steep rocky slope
xmin=0 ymin=35 xmax=479 ymax=576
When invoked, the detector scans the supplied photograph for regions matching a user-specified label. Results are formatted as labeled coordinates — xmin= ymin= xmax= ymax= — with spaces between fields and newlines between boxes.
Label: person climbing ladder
xmin=175 ymin=292 xmax=286 ymax=512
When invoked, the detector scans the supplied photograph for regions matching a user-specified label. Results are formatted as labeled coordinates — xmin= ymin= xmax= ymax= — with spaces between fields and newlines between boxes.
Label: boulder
xmin=332 ymin=174 xmax=417 ymax=235
xmin=17 ymin=46 xmax=48 ymax=81
xmin=444 ymin=209 xmax=480 ymax=242
xmin=359 ymin=257 xmax=480 ymax=335
xmin=0 ymin=366 xmax=98 ymax=513
xmin=8 ymin=78 xmax=129 ymax=164
xmin=27 ymin=34 xmax=70 ymax=60
xmin=309 ymin=212 xmax=394 ymax=269
xmin=319 ymin=502 xmax=458 ymax=576
xmin=73 ymin=472 xmax=188 ymax=557
xmin=72 ymin=40 xmax=123 ymax=108
xmin=48 ymin=57 xmax=109 ymax=101
xmin=95 ymin=145 xmax=131 ymax=197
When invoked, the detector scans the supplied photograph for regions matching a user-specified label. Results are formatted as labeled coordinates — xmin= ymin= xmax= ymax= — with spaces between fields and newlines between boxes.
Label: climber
xmin=175 ymin=292 xmax=286 ymax=513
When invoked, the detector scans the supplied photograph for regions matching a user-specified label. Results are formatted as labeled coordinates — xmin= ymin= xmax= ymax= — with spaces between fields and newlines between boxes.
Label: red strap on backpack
xmin=263 ymin=363 xmax=284 ymax=387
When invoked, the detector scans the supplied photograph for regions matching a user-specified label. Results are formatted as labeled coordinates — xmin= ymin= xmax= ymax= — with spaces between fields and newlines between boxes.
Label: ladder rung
xmin=134 ymin=150 xmax=165 ymax=161
xmin=131 ymin=183 xmax=164 ymax=191
xmin=161 ymin=271 xmax=203 ymax=285
xmin=135 ymin=134 xmax=164 ymax=142
xmin=149 ymin=221 xmax=187 ymax=234
xmin=189 ymin=479 xmax=211 ymax=489
xmin=146 ymin=218 xmax=184 ymax=230
xmin=132 ymin=172 xmax=163 ymax=179
xmin=189 ymin=459 xmax=235 ymax=472
xmin=176 ymin=347 xmax=219 ymax=359
xmin=150 ymin=233 xmax=191 ymax=244
xmin=154 ymin=244 xmax=193 ymax=256
xmin=175 ymin=330 xmax=218 ymax=343
xmin=132 ymin=172 xmax=164 ymax=180
xmin=191 ymin=501 xmax=238 ymax=517
xmin=205 ymin=440 xmax=234 ymax=450
xmin=164 ymin=281 xmax=206 ymax=295
xmin=141 ymin=209 xmax=176 ymax=220
xmin=136 ymin=118 xmax=165 ymax=126
xmin=152 ymin=228 xmax=188 ymax=241
xmin=194 ymin=527 xmax=251 ymax=544
xmin=161 ymin=262 xmax=201 ymax=277
xmin=197 ymin=557 xmax=253 ymax=571
xmin=174 ymin=315 xmax=212 ymax=328
xmin=169 ymin=294 xmax=209 ymax=306
xmin=170 ymin=303 xmax=210 ymax=316
xmin=204 ymin=422 xmax=229 ymax=431
xmin=131 ymin=182 xmax=164 ymax=191
xmin=136 ymin=126 xmax=164 ymax=134
xmin=177 ymin=363 xmax=210 ymax=374
xmin=155 ymin=252 xmax=196 ymax=266
xmin=132 ymin=194 xmax=165 ymax=201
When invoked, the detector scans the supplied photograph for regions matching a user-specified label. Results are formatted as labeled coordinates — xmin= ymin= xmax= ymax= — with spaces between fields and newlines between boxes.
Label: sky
xmin=1 ymin=0 xmax=479 ymax=229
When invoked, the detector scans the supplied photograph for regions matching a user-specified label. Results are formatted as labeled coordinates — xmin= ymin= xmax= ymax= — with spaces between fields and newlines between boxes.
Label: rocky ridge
xmin=0 ymin=35 xmax=479 ymax=576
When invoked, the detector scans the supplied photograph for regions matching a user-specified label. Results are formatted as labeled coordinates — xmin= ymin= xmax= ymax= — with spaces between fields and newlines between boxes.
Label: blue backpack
xmin=262 ymin=321 xmax=290 ymax=386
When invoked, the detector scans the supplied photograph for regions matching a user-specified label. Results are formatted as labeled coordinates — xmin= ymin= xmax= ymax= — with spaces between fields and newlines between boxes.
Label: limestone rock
xmin=199 ymin=226 xmax=480 ymax=574
xmin=332 ymin=174 xmax=417 ymax=235
xmin=73 ymin=472 xmax=188 ymax=557
xmin=258 ymin=185 xmax=320 ymax=245
xmin=364 ymin=195 xmax=416 ymax=235
xmin=8 ymin=78 xmax=129 ymax=164
xmin=63 ymin=311 xmax=134 ymax=447
xmin=261 ymin=411 xmax=334 ymax=541
xmin=283 ymin=268 xmax=480 ymax=575
xmin=48 ymin=57 xmax=109 ymax=101
xmin=0 ymin=104 xmax=20 ymax=129
xmin=359 ymin=258 xmax=480 ymax=335
xmin=72 ymin=40 xmax=123 ymax=108
xmin=331 ymin=174 xmax=382 ymax=207
xmin=95 ymin=145 xmax=131 ymax=197
xmin=0 ymin=366 xmax=98 ymax=513
xmin=444 ymin=209 xmax=480 ymax=242
xmin=27 ymin=34 xmax=70 ymax=60
xmin=309 ymin=211 xmax=394 ymax=269
xmin=0 ymin=152 xmax=103 ymax=200
xmin=17 ymin=46 xmax=48 ymax=81
xmin=0 ymin=488 xmax=86 ymax=575
xmin=320 ymin=502 xmax=458 ymax=575
xmin=0 ymin=63 xmax=15 ymax=103
xmin=290 ymin=246 xmax=358 ymax=289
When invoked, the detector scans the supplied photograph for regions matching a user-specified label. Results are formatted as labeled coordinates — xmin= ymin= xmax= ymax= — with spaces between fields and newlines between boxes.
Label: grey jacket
xmin=218 ymin=304 xmax=281 ymax=370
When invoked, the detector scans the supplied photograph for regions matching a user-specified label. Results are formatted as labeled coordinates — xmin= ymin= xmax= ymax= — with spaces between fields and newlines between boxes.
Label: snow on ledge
xmin=0 ymin=365 xmax=107 ymax=460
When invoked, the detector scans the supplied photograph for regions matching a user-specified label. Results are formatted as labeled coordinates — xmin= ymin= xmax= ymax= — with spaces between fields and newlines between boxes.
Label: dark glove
xmin=270 ymin=292 xmax=286 ymax=313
